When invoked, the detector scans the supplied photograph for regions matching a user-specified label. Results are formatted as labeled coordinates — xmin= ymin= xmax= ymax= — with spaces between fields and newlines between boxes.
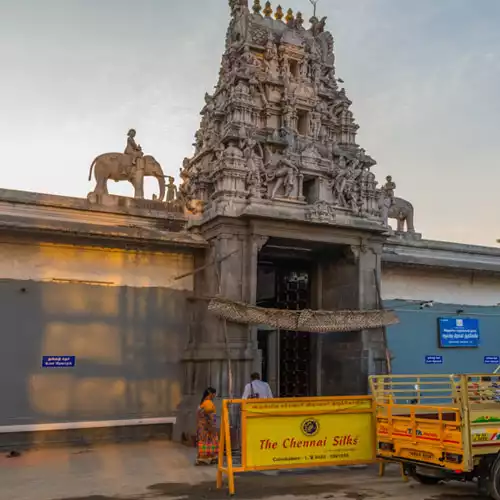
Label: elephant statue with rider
xmin=88 ymin=129 xmax=166 ymax=201
xmin=380 ymin=194 xmax=415 ymax=233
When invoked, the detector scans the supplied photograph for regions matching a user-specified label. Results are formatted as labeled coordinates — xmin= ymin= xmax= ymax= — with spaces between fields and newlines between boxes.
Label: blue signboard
xmin=438 ymin=317 xmax=480 ymax=348
xmin=425 ymin=355 xmax=443 ymax=365
xmin=42 ymin=356 xmax=76 ymax=368
xmin=485 ymin=356 xmax=500 ymax=365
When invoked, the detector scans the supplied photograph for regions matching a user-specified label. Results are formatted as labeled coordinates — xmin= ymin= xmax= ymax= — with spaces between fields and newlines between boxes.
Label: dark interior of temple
xmin=257 ymin=245 xmax=314 ymax=397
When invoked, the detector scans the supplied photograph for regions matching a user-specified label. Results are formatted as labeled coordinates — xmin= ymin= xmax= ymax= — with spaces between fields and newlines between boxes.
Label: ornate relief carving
xmin=180 ymin=0 xmax=395 ymax=229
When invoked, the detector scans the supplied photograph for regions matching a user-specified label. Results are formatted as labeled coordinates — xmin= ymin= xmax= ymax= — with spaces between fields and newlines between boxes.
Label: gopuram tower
xmin=176 ymin=0 xmax=396 ymax=438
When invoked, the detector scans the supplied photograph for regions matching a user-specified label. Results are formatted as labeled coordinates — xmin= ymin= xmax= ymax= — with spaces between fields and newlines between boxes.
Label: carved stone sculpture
xmin=388 ymin=196 xmax=415 ymax=233
xmin=88 ymin=130 xmax=166 ymax=201
xmin=166 ymin=177 xmax=178 ymax=202
xmin=378 ymin=190 xmax=415 ymax=233
xmin=268 ymin=150 xmax=299 ymax=199
xmin=177 ymin=0 xmax=399 ymax=228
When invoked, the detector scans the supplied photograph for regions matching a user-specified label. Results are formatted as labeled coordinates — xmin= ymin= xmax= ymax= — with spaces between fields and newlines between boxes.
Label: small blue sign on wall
xmin=438 ymin=317 xmax=480 ymax=348
xmin=485 ymin=356 xmax=500 ymax=365
xmin=42 ymin=356 xmax=76 ymax=368
xmin=425 ymin=355 xmax=443 ymax=365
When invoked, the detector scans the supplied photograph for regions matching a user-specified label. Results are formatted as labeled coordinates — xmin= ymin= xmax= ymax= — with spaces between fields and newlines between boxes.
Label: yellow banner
xmin=245 ymin=411 xmax=374 ymax=468
xmin=245 ymin=398 xmax=372 ymax=415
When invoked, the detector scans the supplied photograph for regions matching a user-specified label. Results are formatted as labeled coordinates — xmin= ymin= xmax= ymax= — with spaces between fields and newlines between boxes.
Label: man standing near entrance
xmin=242 ymin=372 xmax=273 ymax=399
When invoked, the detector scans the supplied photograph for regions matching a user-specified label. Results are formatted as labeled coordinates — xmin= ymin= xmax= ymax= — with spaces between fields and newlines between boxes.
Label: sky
xmin=1 ymin=0 xmax=499 ymax=245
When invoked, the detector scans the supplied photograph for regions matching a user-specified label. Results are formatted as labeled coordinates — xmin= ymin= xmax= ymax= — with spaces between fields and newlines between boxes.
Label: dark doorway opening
xmin=257 ymin=255 xmax=313 ymax=398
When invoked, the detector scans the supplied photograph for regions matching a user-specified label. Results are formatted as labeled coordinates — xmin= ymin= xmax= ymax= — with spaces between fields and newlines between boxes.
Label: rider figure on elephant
xmin=124 ymin=129 xmax=144 ymax=174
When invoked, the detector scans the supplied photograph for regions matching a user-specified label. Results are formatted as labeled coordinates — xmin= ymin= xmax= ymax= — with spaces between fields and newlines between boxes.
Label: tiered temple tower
xmin=180 ymin=0 xmax=384 ymax=224
xmin=175 ymin=0 xmax=393 ymax=440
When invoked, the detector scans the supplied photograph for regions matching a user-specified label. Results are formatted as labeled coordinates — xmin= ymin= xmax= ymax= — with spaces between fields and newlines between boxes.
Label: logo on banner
xmin=301 ymin=418 xmax=320 ymax=437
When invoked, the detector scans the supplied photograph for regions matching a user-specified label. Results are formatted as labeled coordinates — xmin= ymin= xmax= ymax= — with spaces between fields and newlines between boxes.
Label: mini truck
xmin=370 ymin=374 xmax=500 ymax=498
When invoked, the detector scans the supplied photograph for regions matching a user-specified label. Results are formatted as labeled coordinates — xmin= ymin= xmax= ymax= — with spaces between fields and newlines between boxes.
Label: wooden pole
xmin=374 ymin=268 xmax=392 ymax=374
xmin=173 ymin=249 xmax=240 ymax=281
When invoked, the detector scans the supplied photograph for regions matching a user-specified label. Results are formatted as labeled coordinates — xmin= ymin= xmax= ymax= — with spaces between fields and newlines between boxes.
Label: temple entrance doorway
xmin=256 ymin=245 xmax=316 ymax=398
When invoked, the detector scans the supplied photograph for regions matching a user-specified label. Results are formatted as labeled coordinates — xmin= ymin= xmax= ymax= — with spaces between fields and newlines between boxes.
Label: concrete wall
xmin=384 ymin=300 xmax=500 ymax=375
xmin=382 ymin=266 xmax=500 ymax=306
xmin=0 ymin=240 xmax=194 ymax=427
xmin=382 ymin=266 xmax=500 ymax=375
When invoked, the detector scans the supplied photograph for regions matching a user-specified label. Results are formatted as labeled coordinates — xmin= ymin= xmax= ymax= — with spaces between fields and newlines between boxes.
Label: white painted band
xmin=0 ymin=417 xmax=176 ymax=434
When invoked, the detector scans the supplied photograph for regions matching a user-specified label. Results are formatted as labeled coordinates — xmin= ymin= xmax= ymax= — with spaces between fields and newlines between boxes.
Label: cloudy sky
xmin=1 ymin=0 xmax=499 ymax=245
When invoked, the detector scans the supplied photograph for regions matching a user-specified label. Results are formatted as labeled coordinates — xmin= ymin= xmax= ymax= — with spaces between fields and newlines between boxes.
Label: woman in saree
xmin=196 ymin=387 xmax=218 ymax=465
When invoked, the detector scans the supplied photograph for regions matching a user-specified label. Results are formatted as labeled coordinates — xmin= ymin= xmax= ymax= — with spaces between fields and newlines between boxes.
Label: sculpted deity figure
xmin=263 ymin=37 xmax=280 ymax=79
xmin=201 ymin=93 xmax=215 ymax=115
xmin=239 ymin=137 xmax=264 ymax=198
xmin=224 ymin=140 xmax=244 ymax=160
xmin=268 ymin=148 xmax=299 ymax=199
xmin=229 ymin=0 xmax=249 ymax=48
xmin=309 ymin=109 xmax=322 ymax=139
xmin=240 ymin=45 xmax=261 ymax=77
xmin=234 ymin=79 xmax=250 ymax=96
xmin=124 ymin=129 xmax=143 ymax=167
xmin=166 ymin=177 xmax=178 ymax=202
xmin=295 ymin=12 xmax=305 ymax=30
xmin=241 ymin=136 xmax=263 ymax=169
xmin=193 ymin=130 xmax=204 ymax=153
xmin=282 ymin=95 xmax=297 ymax=130
xmin=383 ymin=175 xmax=396 ymax=203
xmin=309 ymin=16 xmax=327 ymax=38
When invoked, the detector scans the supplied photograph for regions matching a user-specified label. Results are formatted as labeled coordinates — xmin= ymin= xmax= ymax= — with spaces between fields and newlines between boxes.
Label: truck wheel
xmin=488 ymin=455 xmax=500 ymax=500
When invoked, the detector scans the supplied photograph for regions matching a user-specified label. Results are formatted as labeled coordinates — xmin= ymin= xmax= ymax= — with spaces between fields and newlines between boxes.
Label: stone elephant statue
xmin=88 ymin=153 xmax=166 ymax=201
xmin=380 ymin=195 xmax=415 ymax=233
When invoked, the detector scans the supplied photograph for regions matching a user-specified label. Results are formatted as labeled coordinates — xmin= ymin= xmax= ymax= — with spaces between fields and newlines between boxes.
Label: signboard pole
xmin=216 ymin=401 xmax=235 ymax=495
xmin=216 ymin=403 xmax=226 ymax=490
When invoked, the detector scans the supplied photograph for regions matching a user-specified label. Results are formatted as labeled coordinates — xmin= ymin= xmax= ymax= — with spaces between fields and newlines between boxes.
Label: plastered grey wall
xmin=0 ymin=279 xmax=188 ymax=427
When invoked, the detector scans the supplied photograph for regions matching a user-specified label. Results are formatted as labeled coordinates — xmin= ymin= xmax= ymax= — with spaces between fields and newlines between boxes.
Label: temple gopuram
xmin=174 ymin=0 xmax=402 ymax=437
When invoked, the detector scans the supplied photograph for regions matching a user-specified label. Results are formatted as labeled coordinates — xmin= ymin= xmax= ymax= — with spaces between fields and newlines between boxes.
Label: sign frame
xmin=425 ymin=355 xmax=443 ymax=365
xmin=216 ymin=396 xmax=376 ymax=495
xmin=484 ymin=356 xmax=500 ymax=365
xmin=42 ymin=356 xmax=76 ymax=368
xmin=437 ymin=317 xmax=480 ymax=348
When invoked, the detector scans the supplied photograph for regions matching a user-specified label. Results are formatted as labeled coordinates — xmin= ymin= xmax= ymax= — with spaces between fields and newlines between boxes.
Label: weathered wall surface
xmin=0 ymin=240 xmax=194 ymax=427
xmin=382 ymin=266 xmax=500 ymax=306
xmin=0 ymin=241 xmax=194 ymax=289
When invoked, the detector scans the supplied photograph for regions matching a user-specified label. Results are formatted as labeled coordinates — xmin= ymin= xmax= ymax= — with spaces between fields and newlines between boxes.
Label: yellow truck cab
xmin=370 ymin=374 xmax=500 ymax=498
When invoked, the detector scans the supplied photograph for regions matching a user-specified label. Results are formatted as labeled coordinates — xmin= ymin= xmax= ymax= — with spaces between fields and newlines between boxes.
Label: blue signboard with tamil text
xmin=425 ymin=355 xmax=443 ymax=365
xmin=485 ymin=356 xmax=500 ymax=365
xmin=438 ymin=317 xmax=480 ymax=348
xmin=42 ymin=356 xmax=76 ymax=368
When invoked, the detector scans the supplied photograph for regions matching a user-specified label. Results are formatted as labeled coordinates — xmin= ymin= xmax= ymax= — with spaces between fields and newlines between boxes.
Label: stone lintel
xmin=182 ymin=345 xmax=256 ymax=361
xmin=249 ymin=217 xmax=388 ymax=248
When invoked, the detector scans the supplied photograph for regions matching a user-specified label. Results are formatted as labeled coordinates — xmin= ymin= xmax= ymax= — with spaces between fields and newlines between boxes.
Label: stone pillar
xmin=320 ymin=246 xmax=363 ymax=396
xmin=319 ymin=242 xmax=386 ymax=396
xmin=174 ymin=222 xmax=263 ymax=441
xmin=358 ymin=244 xmax=388 ymax=377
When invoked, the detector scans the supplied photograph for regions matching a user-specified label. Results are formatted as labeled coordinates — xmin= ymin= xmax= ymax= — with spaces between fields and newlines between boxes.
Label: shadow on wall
xmin=0 ymin=280 xmax=188 ymax=429
xmin=385 ymin=299 xmax=500 ymax=375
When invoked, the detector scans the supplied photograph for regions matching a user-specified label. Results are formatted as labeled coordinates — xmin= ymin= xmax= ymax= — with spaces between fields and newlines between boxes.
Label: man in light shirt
xmin=242 ymin=372 xmax=273 ymax=399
